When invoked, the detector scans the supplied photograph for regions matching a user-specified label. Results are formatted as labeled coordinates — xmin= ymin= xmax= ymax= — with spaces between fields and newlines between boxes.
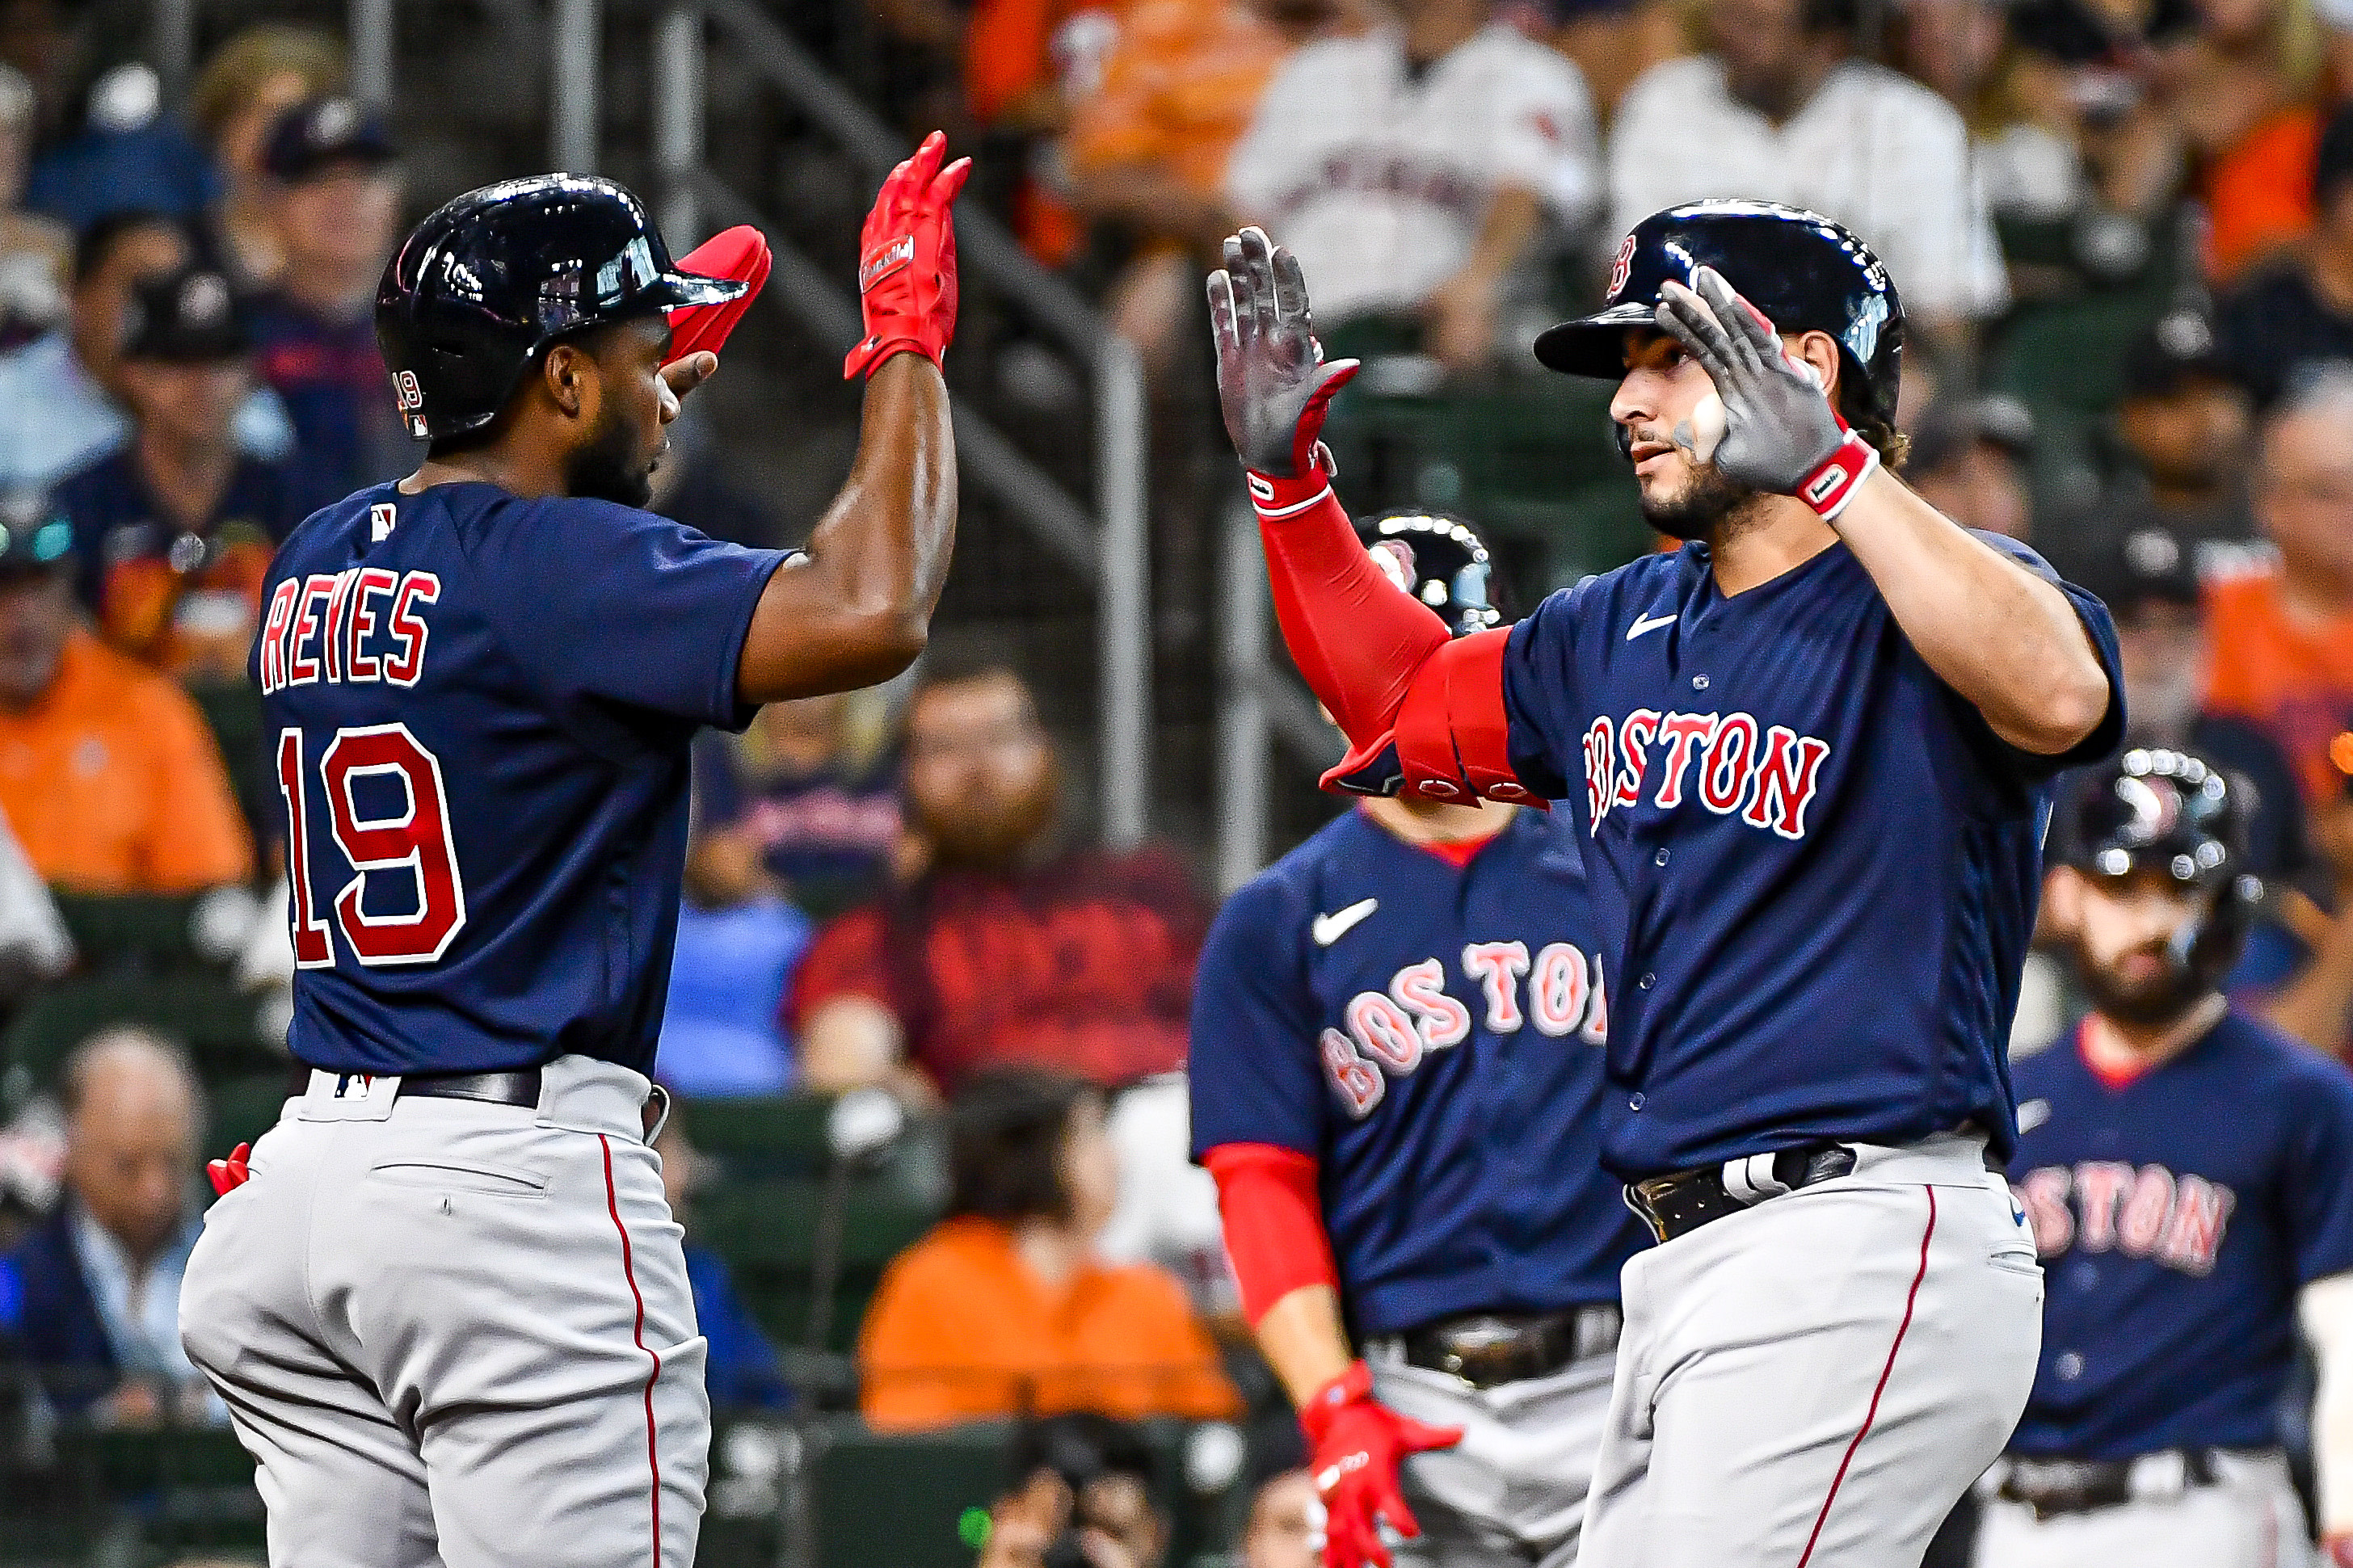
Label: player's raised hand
xmin=1654 ymin=265 xmax=1847 ymax=498
xmin=1206 ymin=227 xmax=1359 ymax=480
xmin=1299 ymin=1362 xmax=1462 ymax=1568
xmin=844 ymin=130 xmax=973 ymax=380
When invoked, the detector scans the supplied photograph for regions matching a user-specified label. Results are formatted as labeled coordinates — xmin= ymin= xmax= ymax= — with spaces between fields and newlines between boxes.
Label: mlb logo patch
xmin=333 ymin=1074 xmax=378 ymax=1100
xmin=371 ymin=502 xmax=397 ymax=541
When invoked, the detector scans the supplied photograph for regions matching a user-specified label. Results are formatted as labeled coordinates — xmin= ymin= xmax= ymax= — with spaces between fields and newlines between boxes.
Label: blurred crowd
xmin=5 ymin=0 xmax=2353 ymax=1558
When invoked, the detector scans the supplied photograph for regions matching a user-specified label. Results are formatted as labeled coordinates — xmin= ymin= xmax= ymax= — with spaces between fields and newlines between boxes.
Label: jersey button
xmin=1691 ymin=674 xmax=1711 ymax=691
xmin=1638 ymin=971 xmax=1656 ymax=990
xmin=2055 ymin=1352 xmax=2085 ymax=1381
xmin=1653 ymin=848 xmax=1670 ymax=867
xmin=1627 ymin=1093 xmax=1644 ymax=1111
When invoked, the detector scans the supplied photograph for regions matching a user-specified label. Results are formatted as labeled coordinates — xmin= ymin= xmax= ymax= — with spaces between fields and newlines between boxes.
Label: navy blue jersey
xmin=253 ymin=480 xmax=789 ymax=1075
xmin=2007 ymin=1011 xmax=2353 ymax=1458
xmin=1188 ymin=807 xmax=1647 ymax=1337
xmin=1501 ymin=534 xmax=2122 ymax=1179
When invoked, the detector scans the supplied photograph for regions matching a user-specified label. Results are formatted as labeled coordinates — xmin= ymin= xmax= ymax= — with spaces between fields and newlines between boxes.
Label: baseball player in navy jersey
xmin=174 ymin=137 xmax=969 ymax=1568
xmin=1191 ymin=509 xmax=1648 ymax=1568
xmin=1981 ymin=747 xmax=2353 ymax=1567
xmin=1203 ymin=200 xmax=2126 ymax=1568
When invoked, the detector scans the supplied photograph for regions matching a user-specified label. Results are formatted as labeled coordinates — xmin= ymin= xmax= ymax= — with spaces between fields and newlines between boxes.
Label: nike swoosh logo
xmin=2017 ymin=1099 xmax=2052 ymax=1133
xmin=1311 ymin=898 xmax=1379 ymax=946
xmin=1626 ymin=612 xmax=1675 ymax=641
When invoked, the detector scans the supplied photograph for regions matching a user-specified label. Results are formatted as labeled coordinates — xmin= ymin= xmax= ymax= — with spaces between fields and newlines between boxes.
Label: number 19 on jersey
xmin=277 ymin=723 xmax=469 ymax=968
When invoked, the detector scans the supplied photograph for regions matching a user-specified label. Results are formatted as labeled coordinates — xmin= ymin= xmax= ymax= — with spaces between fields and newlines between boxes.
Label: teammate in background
xmin=1982 ymin=748 xmax=2353 ymax=1566
xmin=1192 ymin=510 xmax=1647 ymax=1568
xmin=1206 ymin=202 xmax=2121 ymax=1568
xmin=178 ymin=137 xmax=968 ymax=1568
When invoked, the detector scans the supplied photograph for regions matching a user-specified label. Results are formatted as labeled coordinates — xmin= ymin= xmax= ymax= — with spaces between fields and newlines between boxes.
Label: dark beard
xmin=2077 ymin=942 xmax=2210 ymax=1029
xmin=915 ymin=766 xmax=1059 ymax=872
xmin=565 ymin=403 xmax=655 ymax=508
xmin=1640 ymin=463 xmax=1761 ymax=543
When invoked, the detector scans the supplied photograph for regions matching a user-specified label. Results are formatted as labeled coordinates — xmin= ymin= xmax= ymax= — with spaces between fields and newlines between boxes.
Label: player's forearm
xmin=2261 ymin=898 xmax=2353 ymax=1055
xmin=1252 ymin=1284 xmax=1358 ymax=1409
xmin=1456 ymin=184 xmax=1541 ymax=292
xmin=736 ymin=355 xmax=956 ymax=704
xmin=1833 ymin=475 xmax=2111 ymax=755
xmin=1068 ymin=161 xmax=1227 ymax=246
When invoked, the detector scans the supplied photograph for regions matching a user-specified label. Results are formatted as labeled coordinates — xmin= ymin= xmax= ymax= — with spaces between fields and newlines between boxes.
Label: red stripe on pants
xmin=1795 ymin=1185 xmax=1937 ymax=1568
xmin=600 ymin=1133 xmax=663 ymax=1566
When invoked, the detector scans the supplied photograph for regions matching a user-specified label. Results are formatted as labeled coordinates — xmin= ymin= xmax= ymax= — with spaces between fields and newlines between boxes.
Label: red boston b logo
xmin=1607 ymin=234 xmax=1637 ymax=302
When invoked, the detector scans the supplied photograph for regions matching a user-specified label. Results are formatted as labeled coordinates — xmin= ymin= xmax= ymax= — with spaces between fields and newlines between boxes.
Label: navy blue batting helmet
xmin=1533 ymin=200 xmax=1905 ymax=431
xmin=1356 ymin=509 xmax=1510 ymax=637
xmin=376 ymin=174 xmax=745 ymax=441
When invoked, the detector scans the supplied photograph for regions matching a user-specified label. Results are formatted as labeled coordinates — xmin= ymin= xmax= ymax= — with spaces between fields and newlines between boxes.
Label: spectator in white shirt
xmin=1223 ymin=0 xmax=1600 ymax=372
xmin=1609 ymin=0 xmax=2007 ymax=351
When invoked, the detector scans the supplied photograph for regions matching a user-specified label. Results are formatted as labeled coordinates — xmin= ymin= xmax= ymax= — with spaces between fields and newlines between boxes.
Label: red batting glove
xmin=667 ymin=225 xmax=772 ymax=364
xmin=2326 ymin=1534 xmax=2353 ymax=1567
xmin=844 ymin=130 xmax=973 ymax=380
xmin=1299 ymin=1361 xmax=1462 ymax=1568
xmin=205 ymin=1141 xmax=250 ymax=1196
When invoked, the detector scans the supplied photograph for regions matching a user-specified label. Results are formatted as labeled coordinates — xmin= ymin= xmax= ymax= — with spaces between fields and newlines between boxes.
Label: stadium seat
xmin=2 ymin=975 xmax=284 ymax=1108
xmin=207 ymin=1071 xmax=294 ymax=1151
xmin=678 ymin=1094 xmax=837 ymax=1181
xmin=811 ymin=1418 xmax=1012 ymax=1568
xmin=1988 ymin=291 xmax=2173 ymax=430
xmin=692 ymin=1167 xmax=943 ymax=1355
xmin=57 ymin=1425 xmax=267 ymax=1557
xmin=48 ymin=892 xmax=206 ymax=972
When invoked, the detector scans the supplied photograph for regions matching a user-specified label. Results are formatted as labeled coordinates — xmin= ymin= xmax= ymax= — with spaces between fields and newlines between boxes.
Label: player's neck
xmin=404 ymin=446 xmax=570 ymax=502
xmin=1400 ymin=0 xmax=1483 ymax=66
xmin=1707 ymin=499 xmax=1842 ymax=596
xmin=2086 ymin=992 xmax=2229 ymax=1075
xmin=1360 ymin=794 xmax=1515 ymax=843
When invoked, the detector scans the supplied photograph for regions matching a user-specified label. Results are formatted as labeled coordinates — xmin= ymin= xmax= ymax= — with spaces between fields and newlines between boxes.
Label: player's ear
xmin=541 ymin=341 xmax=593 ymax=418
xmin=1791 ymin=330 xmax=1842 ymax=400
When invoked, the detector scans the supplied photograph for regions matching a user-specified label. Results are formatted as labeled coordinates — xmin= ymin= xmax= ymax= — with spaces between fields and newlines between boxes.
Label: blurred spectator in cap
xmin=789 ymin=649 xmax=1206 ymax=1099
xmin=8 ymin=0 xmax=214 ymax=233
xmin=975 ymin=1412 xmax=1172 ymax=1568
xmin=0 ymin=61 xmax=68 ymax=351
xmin=0 ymin=210 xmax=292 ymax=491
xmin=1222 ymin=0 xmax=1600 ymax=374
xmin=188 ymin=26 xmax=347 ymax=288
xmin=50 ymin=264 xmax=331 ymax=680
xmin=0 ymin=501 xmax=250 ymax=893
xmin=245 ymin=95 xmax=414 ymax=494
xmin=2204 ymin=369 xmax=2353 ymax=809
xmin=1905 ymin=395 xmax=2035 ymax=540
xmin=2216 ymin=103 xmax=2353 ymax=411
xmin=1606 ymin=0 xmax=2007 ymax=353
xmin=2069 ymin=522 xmax=2306 ymax=875
xmin=689 ymin=692 xmax=906 ymax=921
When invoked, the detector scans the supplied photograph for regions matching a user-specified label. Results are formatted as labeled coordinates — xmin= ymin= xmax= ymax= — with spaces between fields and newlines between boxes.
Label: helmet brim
xmin=652 ymin=271 xmax=750 ymax=309
xmin=1531 ymin=303 xmax=1658 ymax=378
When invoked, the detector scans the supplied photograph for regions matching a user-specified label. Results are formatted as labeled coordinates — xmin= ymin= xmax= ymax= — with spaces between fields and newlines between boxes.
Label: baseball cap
xmin=263 ymin=95 xmax=396 ymax=182
xmin=2070 ymin=523 xmax=2200 ymax=616
xmin=1906 ymin=394 xmax=2035 ymax=477
xmin=0 ymin=494 xmax=78 ymax=579
xmin=2119 ymin=309 xmax=2229 ymax=401
xmin=121 ymin=266 xmax=247 ymax=362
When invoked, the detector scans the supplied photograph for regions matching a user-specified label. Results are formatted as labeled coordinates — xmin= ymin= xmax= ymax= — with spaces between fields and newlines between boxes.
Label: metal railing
xmin=1213 ymin=499 xmax=1338 ymax=892
xmin=638 ymin=0 xmax=1155 ymax=847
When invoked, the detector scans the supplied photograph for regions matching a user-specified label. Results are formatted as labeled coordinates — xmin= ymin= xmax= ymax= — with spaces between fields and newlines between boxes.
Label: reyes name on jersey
xmin=1501 ymin=534 xmax=2124 ymax=1180
xmin=1189 ymin=807 xmax=1647 ymax=1337
xmin=2008 ymin=1010 xmax=2353 ymax=1460
xmin=254 ymin=481 xmax=789 ymax=1075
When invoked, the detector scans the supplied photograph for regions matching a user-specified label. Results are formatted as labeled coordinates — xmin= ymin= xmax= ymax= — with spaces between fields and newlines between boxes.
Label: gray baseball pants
xmin=1579 ymin=1133 xmax=2044 ymax=1568
xmin=179 ymin=1057 xmax=709 ymax=1568
xmin=1974 ymin=1451 xmax=2314 ymax=1568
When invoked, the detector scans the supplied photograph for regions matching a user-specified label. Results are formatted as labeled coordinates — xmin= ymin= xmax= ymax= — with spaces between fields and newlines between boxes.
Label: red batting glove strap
xmin=1246 ymin=464 xmax=1332 ymax=519
xmin=1795 ymin=431 xmax=1880 ymax=520
xmin=844 ymin=131 xmax=973 ymax=380
xmin=205 ymin=1141 xmax=251 ymax=1196
xmin=1299 ymin=1363 xmax=1463 ymax=1568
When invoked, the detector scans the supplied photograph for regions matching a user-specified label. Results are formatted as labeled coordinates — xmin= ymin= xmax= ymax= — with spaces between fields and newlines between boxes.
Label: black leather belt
xmin=1625 ymin=1142 xmax=1859 ymax=1243
xmin=1375 ymin=1305 xmax=1622 ymax=1389
xmin=400 ymin=1070 xmax=543 ymax=1107
xmin=1993 ymin=1449 xmax=2235 ymax=1520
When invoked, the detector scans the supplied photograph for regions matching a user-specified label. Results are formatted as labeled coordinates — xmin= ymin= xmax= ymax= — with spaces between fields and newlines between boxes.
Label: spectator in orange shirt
xmin=2204 ymin=368 xmax=2353 ymax=806
xmin=859 ymin=1068 xmax=1241 ymax=1431
xmin=789 ymin=649 xmax=1206 ymax=1099
xmin=0 ymin=506 xmax=252 ymax=893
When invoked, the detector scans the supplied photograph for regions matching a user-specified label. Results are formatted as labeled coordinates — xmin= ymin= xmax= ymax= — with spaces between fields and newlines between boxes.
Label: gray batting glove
xmin=1654 ymin=266 xmax=1846 ymax=497
xmin=1206 ymin=227 xmax=1359 ymax=479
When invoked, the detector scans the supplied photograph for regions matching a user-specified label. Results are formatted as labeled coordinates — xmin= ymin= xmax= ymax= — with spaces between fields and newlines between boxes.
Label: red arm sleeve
xmin=1255 ymin=471 xmax=1533 ymax=804
xmin=1202 ymin=1141 xmax=1342 ymax=1325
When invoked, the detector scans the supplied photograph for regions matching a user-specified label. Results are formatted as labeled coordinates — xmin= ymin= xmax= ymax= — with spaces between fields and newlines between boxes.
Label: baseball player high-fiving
xmin=1206 ymin=201 xmax=2124 ymax=1568
xmin=1191 ymin=510 xmax=1647 ymax=1568
xmin=179 ymin=140 xmax=967 ymax=1568
xmin=1981 ymin=748 xmax=2353 ymax=1567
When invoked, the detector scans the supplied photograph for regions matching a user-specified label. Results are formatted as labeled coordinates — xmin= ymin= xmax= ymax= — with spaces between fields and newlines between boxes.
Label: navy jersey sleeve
xmin=468 ymin=495 xmax=789 ymax=729
xmin=1501 ymin=584 xmax=1589 ymax=801
xmin=2285 ymin=1055 xmax=2353 ymax=1284
xmin=1188 ymin=876 xmax=1328 ymax=1160
xmin=1955 ymin=532 xmax=2127 ymax=782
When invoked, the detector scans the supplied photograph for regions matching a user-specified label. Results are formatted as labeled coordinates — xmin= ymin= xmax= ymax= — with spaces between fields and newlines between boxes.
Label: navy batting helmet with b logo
xmin=1534 ymin=200 xmax=1905 ymax=431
